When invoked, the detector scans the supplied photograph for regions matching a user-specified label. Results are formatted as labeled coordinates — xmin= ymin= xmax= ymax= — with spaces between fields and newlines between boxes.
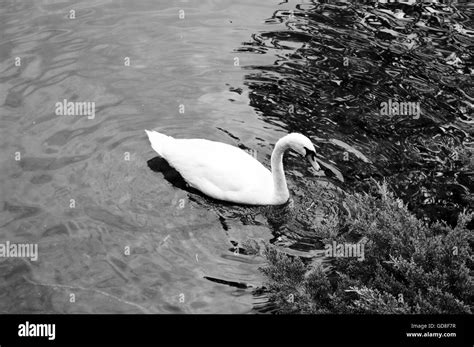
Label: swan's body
xmin=145 ymin=130 xmax=320 ymax=205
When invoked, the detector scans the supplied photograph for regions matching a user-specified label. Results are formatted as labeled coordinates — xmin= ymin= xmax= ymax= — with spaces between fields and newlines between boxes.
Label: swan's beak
xmin=305 ymin=151 xmax=321 ymax=172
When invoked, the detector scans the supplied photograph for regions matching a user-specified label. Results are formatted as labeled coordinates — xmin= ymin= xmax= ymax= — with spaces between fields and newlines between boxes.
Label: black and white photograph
xmin=0 ymin=0 xmax=472 ymax=345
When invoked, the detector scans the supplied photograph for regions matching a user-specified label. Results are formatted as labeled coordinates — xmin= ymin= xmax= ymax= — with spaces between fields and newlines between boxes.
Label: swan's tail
xmin=145 ymin=129 xmax=173 ymax=157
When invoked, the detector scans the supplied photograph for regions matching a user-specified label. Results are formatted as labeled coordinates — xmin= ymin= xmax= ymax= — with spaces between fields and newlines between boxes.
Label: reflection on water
xmin=0 ymin=0 xmax=472 ymax=313
xmin=238 ymin=0 xmax=473 ymax=228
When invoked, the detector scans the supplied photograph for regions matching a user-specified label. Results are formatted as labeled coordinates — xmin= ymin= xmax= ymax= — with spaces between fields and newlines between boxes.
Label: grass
xmin=257 ymin=180 xmax=473 ymax=314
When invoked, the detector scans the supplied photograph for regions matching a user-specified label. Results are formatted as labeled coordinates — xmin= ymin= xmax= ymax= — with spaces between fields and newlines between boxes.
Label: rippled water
xmin=0 ymin=0 xmax=472 ymax=313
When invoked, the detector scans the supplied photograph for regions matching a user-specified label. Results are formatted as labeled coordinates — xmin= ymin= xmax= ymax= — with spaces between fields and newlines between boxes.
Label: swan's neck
xmin=270 ymin=137 xmax=290 ymax=203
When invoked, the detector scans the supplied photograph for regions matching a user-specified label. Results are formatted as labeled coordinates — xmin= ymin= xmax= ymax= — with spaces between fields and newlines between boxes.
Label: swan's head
xmin=284 ymin=133 xmax=321 ymax=172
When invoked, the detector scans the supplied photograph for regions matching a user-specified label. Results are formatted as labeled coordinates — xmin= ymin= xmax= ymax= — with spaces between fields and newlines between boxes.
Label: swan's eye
xmin=304 ymin=147 xmax=316 ymax=159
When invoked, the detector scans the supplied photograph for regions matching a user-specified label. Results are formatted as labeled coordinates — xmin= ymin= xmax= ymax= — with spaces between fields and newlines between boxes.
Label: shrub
xmin=259 ymin=181 xmax=473 ymax=314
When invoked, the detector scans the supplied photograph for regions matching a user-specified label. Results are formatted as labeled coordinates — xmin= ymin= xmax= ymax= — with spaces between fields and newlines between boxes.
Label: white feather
xmin=145 ymin=130 xmax=320 ymax=205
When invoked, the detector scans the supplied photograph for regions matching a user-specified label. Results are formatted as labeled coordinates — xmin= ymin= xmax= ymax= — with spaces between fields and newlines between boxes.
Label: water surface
xmin=0 ymin=0 xmax=472 ymax=313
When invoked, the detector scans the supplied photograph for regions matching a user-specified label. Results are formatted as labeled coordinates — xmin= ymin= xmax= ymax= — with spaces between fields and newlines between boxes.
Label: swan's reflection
xmin=147 ymin=156 xmax=340 ymax=256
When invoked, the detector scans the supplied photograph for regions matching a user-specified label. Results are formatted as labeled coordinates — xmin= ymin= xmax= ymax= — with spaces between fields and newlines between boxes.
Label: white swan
xmin=145 ymin=130 xmax=321 ymax=205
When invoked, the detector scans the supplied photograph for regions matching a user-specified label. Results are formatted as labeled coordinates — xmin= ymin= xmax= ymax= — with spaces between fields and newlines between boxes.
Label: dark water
xmin=0 ymin=0 xmax=472 ymax=313
xmin=237 ymin=0 xmax=473 ymax=228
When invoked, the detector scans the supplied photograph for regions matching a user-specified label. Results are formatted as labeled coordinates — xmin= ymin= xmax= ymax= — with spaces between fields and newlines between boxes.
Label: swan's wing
xmin=161 ymin=139 xmax=273 ymax=199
